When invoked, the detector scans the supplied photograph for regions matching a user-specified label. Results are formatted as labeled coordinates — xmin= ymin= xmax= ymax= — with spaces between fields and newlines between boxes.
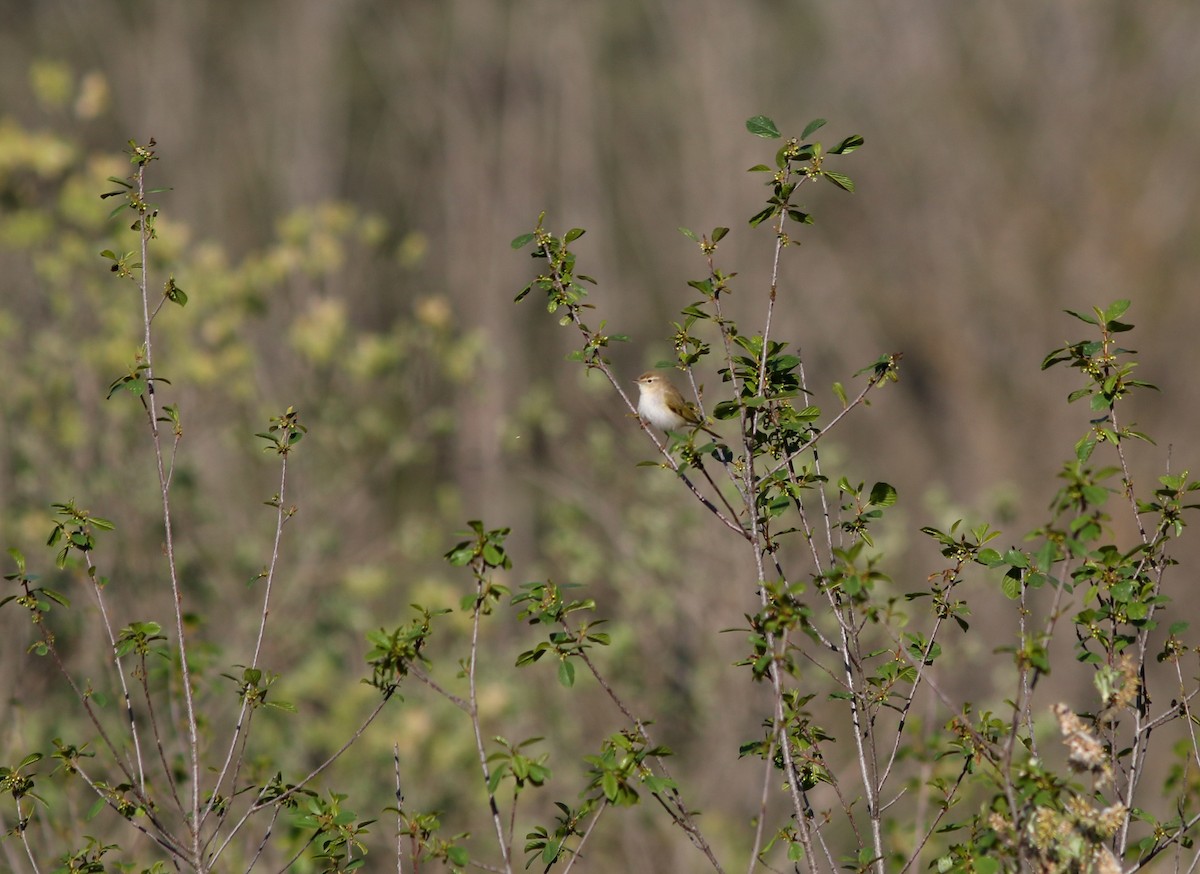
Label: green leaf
xmin=746 ymin=163 xmax=772 ymax=172
xmin=1104 ymin=299 xmax=1131 ymax=322
xmin=564 ymin=227 xmax=586 ymax=243
xmin=482 ymin=543 xmax=505 ymax=566
xmin=977 ymin=548 xmax=1003 ymax=567
xmin=748 ymin=205 xmax=776 ymax=228
xmin=832 ymin=382 xmax=848 ymax=408
xmin=601 ymin=771 xmax=619 ymax=801
xmin=712 ymin=226 xmax=729 ymax=242
xmin=1064 ymin=308 xmax=1098 ymax=326
xmin=164 ymin=276 xmax=187 ymax=307
xmin=557 ymin=658 xmax=575 ymax=688
xmin=1004 ymin=550 xmax=1029 ymax=568
xmin=713 ymin=401 xmax=740 ymax=420
xmin=746 ymin=115 xmax=781 ymax=139
xmin=823 ymin=171 xmax=855 ymax=192
xmin=678 ymin=226 xmax=699 ymax=242
xmin=829 ymin=134 xmax=865 ymax=155
xmin=510 ymin=232 xmax=536 ymax=250
xmin=801 ymin=118 xmax=827 ymax=139
xmin=868 ymin=482 xmax=897 ymax=507
xmin=1000 ymin=573 xmax=1021 ymax=600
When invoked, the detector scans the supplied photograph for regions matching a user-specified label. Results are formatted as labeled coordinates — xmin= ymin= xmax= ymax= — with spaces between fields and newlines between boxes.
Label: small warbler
xmin=634 ymin=371 xmax=720 ymax=438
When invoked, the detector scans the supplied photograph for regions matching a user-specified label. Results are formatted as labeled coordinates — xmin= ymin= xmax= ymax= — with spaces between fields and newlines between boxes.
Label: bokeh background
xmin=1 ymin=1 xmax=1198 ymax=870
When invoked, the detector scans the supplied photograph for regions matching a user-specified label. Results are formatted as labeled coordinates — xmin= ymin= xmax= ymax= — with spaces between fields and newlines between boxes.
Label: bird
xmin=634 ymin=371 xmax=721 ymax=438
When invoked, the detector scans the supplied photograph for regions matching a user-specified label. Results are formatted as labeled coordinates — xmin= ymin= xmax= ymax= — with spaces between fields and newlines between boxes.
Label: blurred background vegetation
xmin=1 ymin=1 xmax=1198 ymax=869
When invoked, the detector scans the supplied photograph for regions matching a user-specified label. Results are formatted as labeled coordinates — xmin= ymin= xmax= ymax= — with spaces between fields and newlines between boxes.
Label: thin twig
xmin=394 ymin=745 xmax=404 ymax=874
xmin=897 ymin=762 xmax=969 ymax=874
xmin=567 ymin=623 xmax=726 ymax=872
xmin=745 ymin=732 xmax=776 ymax=874
xmin=132 ymin=151 xmax=202 ymax=862
xmin=69 ymin=757 xmax=189 ymax=860
xmin=81 ymin=548 xmax=147 ymax=793
xmin=139 ymin=653 xmax=186 ymax=817
xmin=410 ymin=667 xmax=471 ymax=711
xmin=560 ymin=801 xmax=608 ymax=874
xmin=202 ymin=452 xmax=292 ymax=831
xmin=12 ymin=796 xmax=42 ymax=874
xmin=207 ymin=695 xmax=393 ymax=865
xmin=466 ymin=571 xmax=513 ymax=874
xmin=240 ymin=805 xmax=280 ymax=874
xmin=763 ymin=377 xmax=883 ymax=480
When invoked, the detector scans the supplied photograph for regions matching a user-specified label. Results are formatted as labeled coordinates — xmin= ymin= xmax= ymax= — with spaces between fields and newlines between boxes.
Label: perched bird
xmin=634 ymin=371 xmax=720 ymax=438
